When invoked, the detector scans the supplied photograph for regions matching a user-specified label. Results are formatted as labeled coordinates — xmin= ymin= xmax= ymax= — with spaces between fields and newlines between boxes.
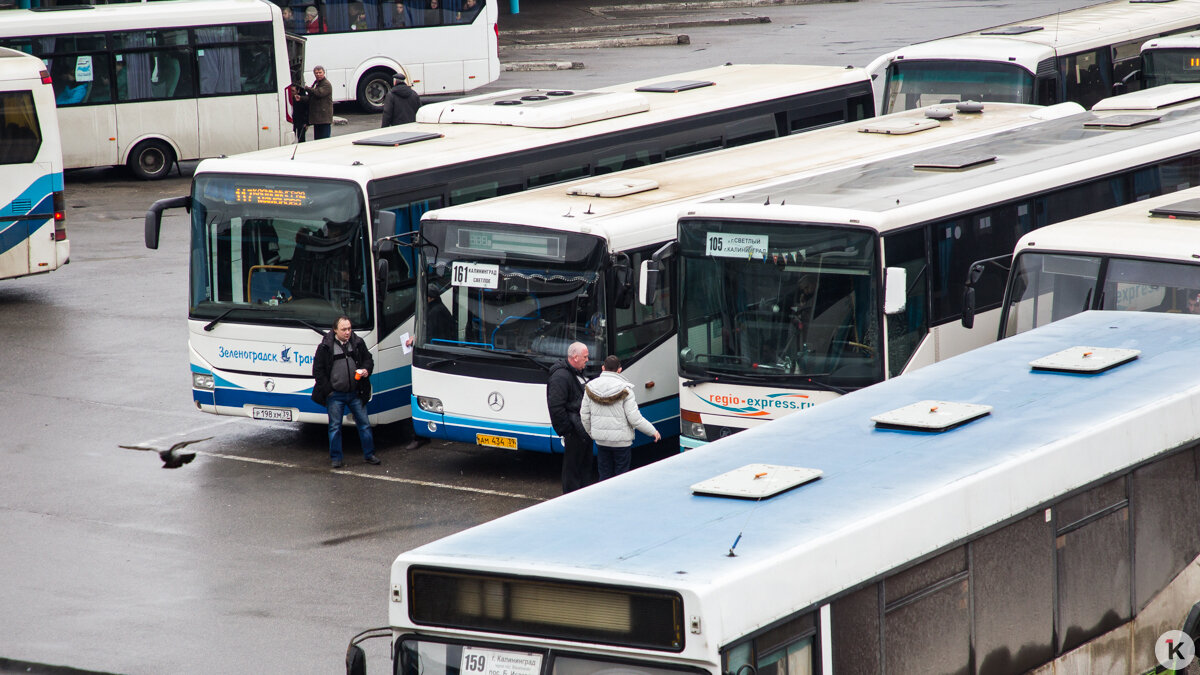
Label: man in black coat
xmin=546 ymin=341 xmax=593 ymax=493
xmin=381 ymin=72 xmax=422 ymax=127
xmin=312 ymin=315 xmax=380 ymax=468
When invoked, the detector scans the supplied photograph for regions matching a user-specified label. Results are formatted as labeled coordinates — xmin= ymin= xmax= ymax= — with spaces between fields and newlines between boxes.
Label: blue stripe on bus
xmin=0 ymin=188 xmax=55 ymax=257
xmin=206 ymin=383 xmax=412 ymax=416
xmin=412 ymin=396 xmax=680 ymax=454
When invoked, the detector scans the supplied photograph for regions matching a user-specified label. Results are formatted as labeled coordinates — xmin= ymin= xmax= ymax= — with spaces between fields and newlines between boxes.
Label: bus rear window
xmin=0 ymin=91 xmax=42 ymax=164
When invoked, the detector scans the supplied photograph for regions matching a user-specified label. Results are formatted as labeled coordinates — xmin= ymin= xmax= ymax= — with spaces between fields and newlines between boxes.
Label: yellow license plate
xmin=477 ymin=433 xmax=518 ymax=449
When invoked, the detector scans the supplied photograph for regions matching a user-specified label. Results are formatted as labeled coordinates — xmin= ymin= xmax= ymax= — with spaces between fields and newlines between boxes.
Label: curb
xmin=503 ymin=61 xmax=585 ymax=71
xmin=504 ymin=14 xmax=768 ymax=37
xmin=503 ymin=33 xmax=691 ymax=50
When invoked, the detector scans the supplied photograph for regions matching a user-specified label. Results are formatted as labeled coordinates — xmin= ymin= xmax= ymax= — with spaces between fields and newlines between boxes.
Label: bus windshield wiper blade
xmin=453 ymin=344 xmax=552 ymax=372
xmin=795 ymin=374 xmax=849 ymax=396
xmin=682 ymin=369 xmax=761 ymax=386
xmin=270 ymin=316 xmax=327 ymax=336
xmin=202 ymin=306 xmax=268 ymax=332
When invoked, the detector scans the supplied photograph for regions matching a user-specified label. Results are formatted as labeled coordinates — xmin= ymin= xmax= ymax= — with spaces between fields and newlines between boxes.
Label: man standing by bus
xmin=312 ymin=316 xmax=380 ymax=468
xmin=381 ymin=72 xmax=421 ymax=127
xmin=305 ymin=65 xmax=333 ymax=140
xmin=546 ymin=342 xmax=593 ymax=493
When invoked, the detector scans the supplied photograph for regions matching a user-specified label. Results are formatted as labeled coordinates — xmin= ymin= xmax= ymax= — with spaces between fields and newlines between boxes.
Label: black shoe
xmin=364 ymin=454 xmax=381 ymax=465
xmin=404 ymin=438 xmax=428 ymax=451
xmin=331 ymin=459 xmax=344 ymax=468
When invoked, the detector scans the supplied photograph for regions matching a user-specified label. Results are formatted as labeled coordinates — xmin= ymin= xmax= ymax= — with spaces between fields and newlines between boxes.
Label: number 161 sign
xmin=459 ymin=646 xmax=544 ymax=675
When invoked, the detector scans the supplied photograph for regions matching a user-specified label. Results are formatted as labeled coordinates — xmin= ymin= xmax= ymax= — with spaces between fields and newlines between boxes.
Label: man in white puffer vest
xmin=581 ymin=355 xmax=661 ymax=480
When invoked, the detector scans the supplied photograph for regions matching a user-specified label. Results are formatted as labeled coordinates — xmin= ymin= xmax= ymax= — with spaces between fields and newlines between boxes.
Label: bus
xmin=866 ymin=0 xmax=1200 ymax=115
xmin=0 ymin=0 xmax=299 ymax=179
xmin=271 ymin=0 xmax=500 ymax=111
xmin=142 ymin=64 xmax=876 ymax=428
xmin=659 ymin=83 xmax=1200 ymax=447
xmin=0 ymin=46 xmax=67 ymax=281
xmin=979 ymin=185 xmax=1200 ymax=339
xmin=1141 ymin=30 xmax=1200 ymax=87
xmin=408 ymin=101 xmax=1084 ymax=453
xmin=348 ymin=310 xmax=1200 ymax=675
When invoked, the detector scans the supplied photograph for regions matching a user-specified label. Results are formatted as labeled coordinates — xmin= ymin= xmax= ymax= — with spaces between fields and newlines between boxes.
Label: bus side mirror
xmin=144 ymin=195 xmax=191 ymax=250
xmin=375 ymin=258 xmax=389 ymax=305
xmin=960 ymin=261 xmax=986 ymax=329
xmin=639 ymin=258 xmax=660 ymax=306
xmin=346 ymin=644 xmax=367 ymax=675
xmin=612 ymin=258 xmax=633 ymax=310
xmin=375 ymin=210 xmax=397 ymax=240
xmin=883 ymin=266 xmax=907 ymax=315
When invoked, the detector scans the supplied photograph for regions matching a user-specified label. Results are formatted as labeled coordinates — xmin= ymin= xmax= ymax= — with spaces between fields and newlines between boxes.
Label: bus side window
xmin=1060 ymin=48 xmax=1113 ymax=110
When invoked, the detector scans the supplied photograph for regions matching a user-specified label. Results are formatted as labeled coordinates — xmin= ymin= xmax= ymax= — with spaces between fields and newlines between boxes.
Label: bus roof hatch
xmin=415 ymin=89 xmax=650 ymax=128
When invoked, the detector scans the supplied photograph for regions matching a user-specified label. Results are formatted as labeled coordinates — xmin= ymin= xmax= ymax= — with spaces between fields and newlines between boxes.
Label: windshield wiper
xmin=202 ymin=306 xmax=268 ymax=332
xmin=681 ymin=370 xmax=762 ymax=387
xmin=270 ymin=316 xmax=327 ymax=336
xmin=448 ymin=344 xmax=552 ymax=372
xmin=795 ymin=374 xmax=849 ymax=396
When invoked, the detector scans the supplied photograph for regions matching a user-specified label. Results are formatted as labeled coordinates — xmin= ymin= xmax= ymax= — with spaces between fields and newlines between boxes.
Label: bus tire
xmin=127 ymin=139 xmax=175 ymax=180
xmin=356 ymin=69 xmax=393 ymax=114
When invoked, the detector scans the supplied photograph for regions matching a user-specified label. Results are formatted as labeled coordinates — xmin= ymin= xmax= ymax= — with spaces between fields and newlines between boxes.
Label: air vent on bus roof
xmin=871 ymin=400 xmax=992 ymax=432
xmin=1083 ymin=114 xmax=1161 ymax=128
xmin=352 ymin=131 xmax=444 ymax=147
xmin=566 ymin=178 xmax=659 ymax=198
xmin=691 ymin=463 xmax=822 ymax=500
xmin=981 ymin=25 xmax=1044 ymax=35
xmin=414 ymin=89 xmax=650 ymax=128
xmin=1150 ymin=198 xmax=1200 ymax=220
xmin=1029 ymin=346 xmax=1140 ymax=373
xmin=634 ymin=79 xmax=715 ymax=93
xmin=1092 ymin=83 xmax=1200 ymax=111
xmin=858 ymin=118 xmax=941 ymax=135
xmin=914 ymin=153 xmax=996 ymax=171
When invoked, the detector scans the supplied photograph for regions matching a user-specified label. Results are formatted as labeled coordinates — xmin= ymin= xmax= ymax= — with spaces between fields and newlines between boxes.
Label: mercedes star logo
xmin=488 ymin=391 xmax=504 ymax=411
xmin=264 ymin=378 xmax=275 ymax=392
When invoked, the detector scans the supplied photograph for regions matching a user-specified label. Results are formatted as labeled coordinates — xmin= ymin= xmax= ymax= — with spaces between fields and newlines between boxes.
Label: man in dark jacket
xmin=546 ymin=341 xmax=593 ymax=493
xmin=304 ymin=65 xmax=334 ymax=140
xmin=312 ymin=315 xmax=380 ymax=468
xmin=381 ymin=72 xmax=422 ymax=127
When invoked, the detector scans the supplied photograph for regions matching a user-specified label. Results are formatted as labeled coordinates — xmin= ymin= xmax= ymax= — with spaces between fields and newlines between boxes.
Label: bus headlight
xmin=192 ymin=373 xmax=215 ymax=390
xmin=417 ymin=396 xmax=444 ymax=414
xmin=683 ymin=421 xmax=706 ymax=440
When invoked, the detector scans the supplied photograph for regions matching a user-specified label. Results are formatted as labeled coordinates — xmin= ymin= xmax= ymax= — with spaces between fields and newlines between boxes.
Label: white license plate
xmin=252 ymin=407 xmax=293 ymax=421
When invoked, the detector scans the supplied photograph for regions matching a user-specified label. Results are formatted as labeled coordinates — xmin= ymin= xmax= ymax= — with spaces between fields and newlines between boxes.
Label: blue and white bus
xmin=350 ymin=310 xmax=1200 ymax=675
xmin=0 ymin=46 xmax=67 ymax=281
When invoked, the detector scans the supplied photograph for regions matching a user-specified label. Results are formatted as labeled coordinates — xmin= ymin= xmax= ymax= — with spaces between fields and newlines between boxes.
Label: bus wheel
xmin=356 ymin=70 xmax=393 ymax=113
xmin=128 ymin=140 xmax=175 ymax=180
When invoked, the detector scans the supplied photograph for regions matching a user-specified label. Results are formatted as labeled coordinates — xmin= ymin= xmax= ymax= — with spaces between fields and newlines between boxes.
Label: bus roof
xmin=877 ymin=0 xmax=1200 ymax=67
xmin=1142 ymin=28 xmax=1200 ymax=51
xmin=680 ymin=84 xmax=1200 ymax=230
xmin=422 ymin=101 xmax=1076 ymax=253
xmin=399 ymin=310 xmax=1200 ymax=640
xmin=0 ymin=0 xmax=278 ymax=34
xmin=0 ymin=45 xmax=47 ymax=79
xmin=1012 ymin=185 xmax=1200 ymax=261
xmin=195 ymin=64 xmax=870 ymax=182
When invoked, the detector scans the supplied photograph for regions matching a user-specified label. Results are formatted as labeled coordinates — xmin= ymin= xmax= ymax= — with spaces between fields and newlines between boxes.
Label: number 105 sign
xmin=460 ymin=646 xmax=544 ymax=675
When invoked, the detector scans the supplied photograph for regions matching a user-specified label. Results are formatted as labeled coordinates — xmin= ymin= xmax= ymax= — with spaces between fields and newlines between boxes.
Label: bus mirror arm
xmin=639 ymin=241 xmax=678 ymax=306
xmin=144 ymin=195 xmax=191 ymax=250
xmin=345 ymin=626 xmax=390 ymax=675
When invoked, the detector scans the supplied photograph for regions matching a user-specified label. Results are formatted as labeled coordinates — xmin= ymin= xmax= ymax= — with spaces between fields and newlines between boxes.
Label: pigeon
xmin=119 ymin=437 xmax=212 ymax=469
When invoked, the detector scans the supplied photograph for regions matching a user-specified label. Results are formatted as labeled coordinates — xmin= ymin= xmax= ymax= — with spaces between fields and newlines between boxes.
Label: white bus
xmin=349 ymin=310 xmax=1200 ymax=675
xmin=866 ymin=0 xmax=1200 ymax=115
xmin=0 ymin=46 xmax=68 ymax=281
xmin=408 ymin=101 xmax=1082 ymax=453
xmin=1141 ymin=30 xmax=1200 ymax=87
xmin=661 ymin=84 xmax=1200 ymax=447
xmin=0 ymin=0 xmax=299 ymax=179
xmin=271 ymin=0 xmax=499 ymax=110
xmin=980 ymin=185 xmax=1200 ymax=339
xmin=142 ymin=64 xmax=876 ymax=428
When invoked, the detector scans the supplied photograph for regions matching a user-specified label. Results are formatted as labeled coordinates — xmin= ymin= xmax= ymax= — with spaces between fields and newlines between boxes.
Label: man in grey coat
xmin=580 ymin=355 xmax=660 ymax=481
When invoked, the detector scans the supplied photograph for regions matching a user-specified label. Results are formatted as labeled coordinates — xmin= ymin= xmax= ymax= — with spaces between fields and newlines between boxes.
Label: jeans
xmin=326 ymin=391 xmax=374 ymax=461
xmin=313 ymin=123 xmax=331 ymax=140
xmin=596 ymin=445 xmax=631 ymax=481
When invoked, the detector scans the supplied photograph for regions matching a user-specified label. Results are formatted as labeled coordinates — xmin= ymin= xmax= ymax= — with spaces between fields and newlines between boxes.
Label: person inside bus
xmin=303 ymin=65 xmax=333 ymax=140
xmin=54 ymin=71 xmax=89 ymax=106
xmin=455 ymin=0 xmax=477 ymax=23
xmin=349 ymin=3 xmax=368 ymax=29
xmin=1187 ymin=291 xmax=1200 ymax=315
xmin=304 ymin=5 xmax=326 ymax=32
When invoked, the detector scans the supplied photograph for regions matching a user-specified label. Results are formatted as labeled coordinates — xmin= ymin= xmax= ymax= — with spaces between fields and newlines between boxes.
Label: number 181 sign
xmin=459 ymin=646 xmax=543 ymax=675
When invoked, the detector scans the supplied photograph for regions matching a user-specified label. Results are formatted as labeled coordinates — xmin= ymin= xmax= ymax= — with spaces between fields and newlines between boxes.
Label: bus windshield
xmin=883 ymin=60 xmax=1034 ymax=113
xmin=189 ymin=174 xmax=371 ymax=328
xmin=678 ymin=220 xmax=882 ymax=388
xmin=1142 ymin=49 xmax=1200 ymax=88
xmin=418 ymin=220 xmax=608 ymax=365
xmin=1001 ymin=252 xmax=1200 ymax=338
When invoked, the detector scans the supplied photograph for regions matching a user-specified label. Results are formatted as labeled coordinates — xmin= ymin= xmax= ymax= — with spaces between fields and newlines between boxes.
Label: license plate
xmin=477 ymin=433 xmax=517 ymax=449
xmin=252 ymin=407 xmax=293 ymax=421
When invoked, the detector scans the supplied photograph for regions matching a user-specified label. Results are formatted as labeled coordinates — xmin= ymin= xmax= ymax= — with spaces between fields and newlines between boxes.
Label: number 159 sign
xmin=459 ymin=646 xmax=544 ymax=675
